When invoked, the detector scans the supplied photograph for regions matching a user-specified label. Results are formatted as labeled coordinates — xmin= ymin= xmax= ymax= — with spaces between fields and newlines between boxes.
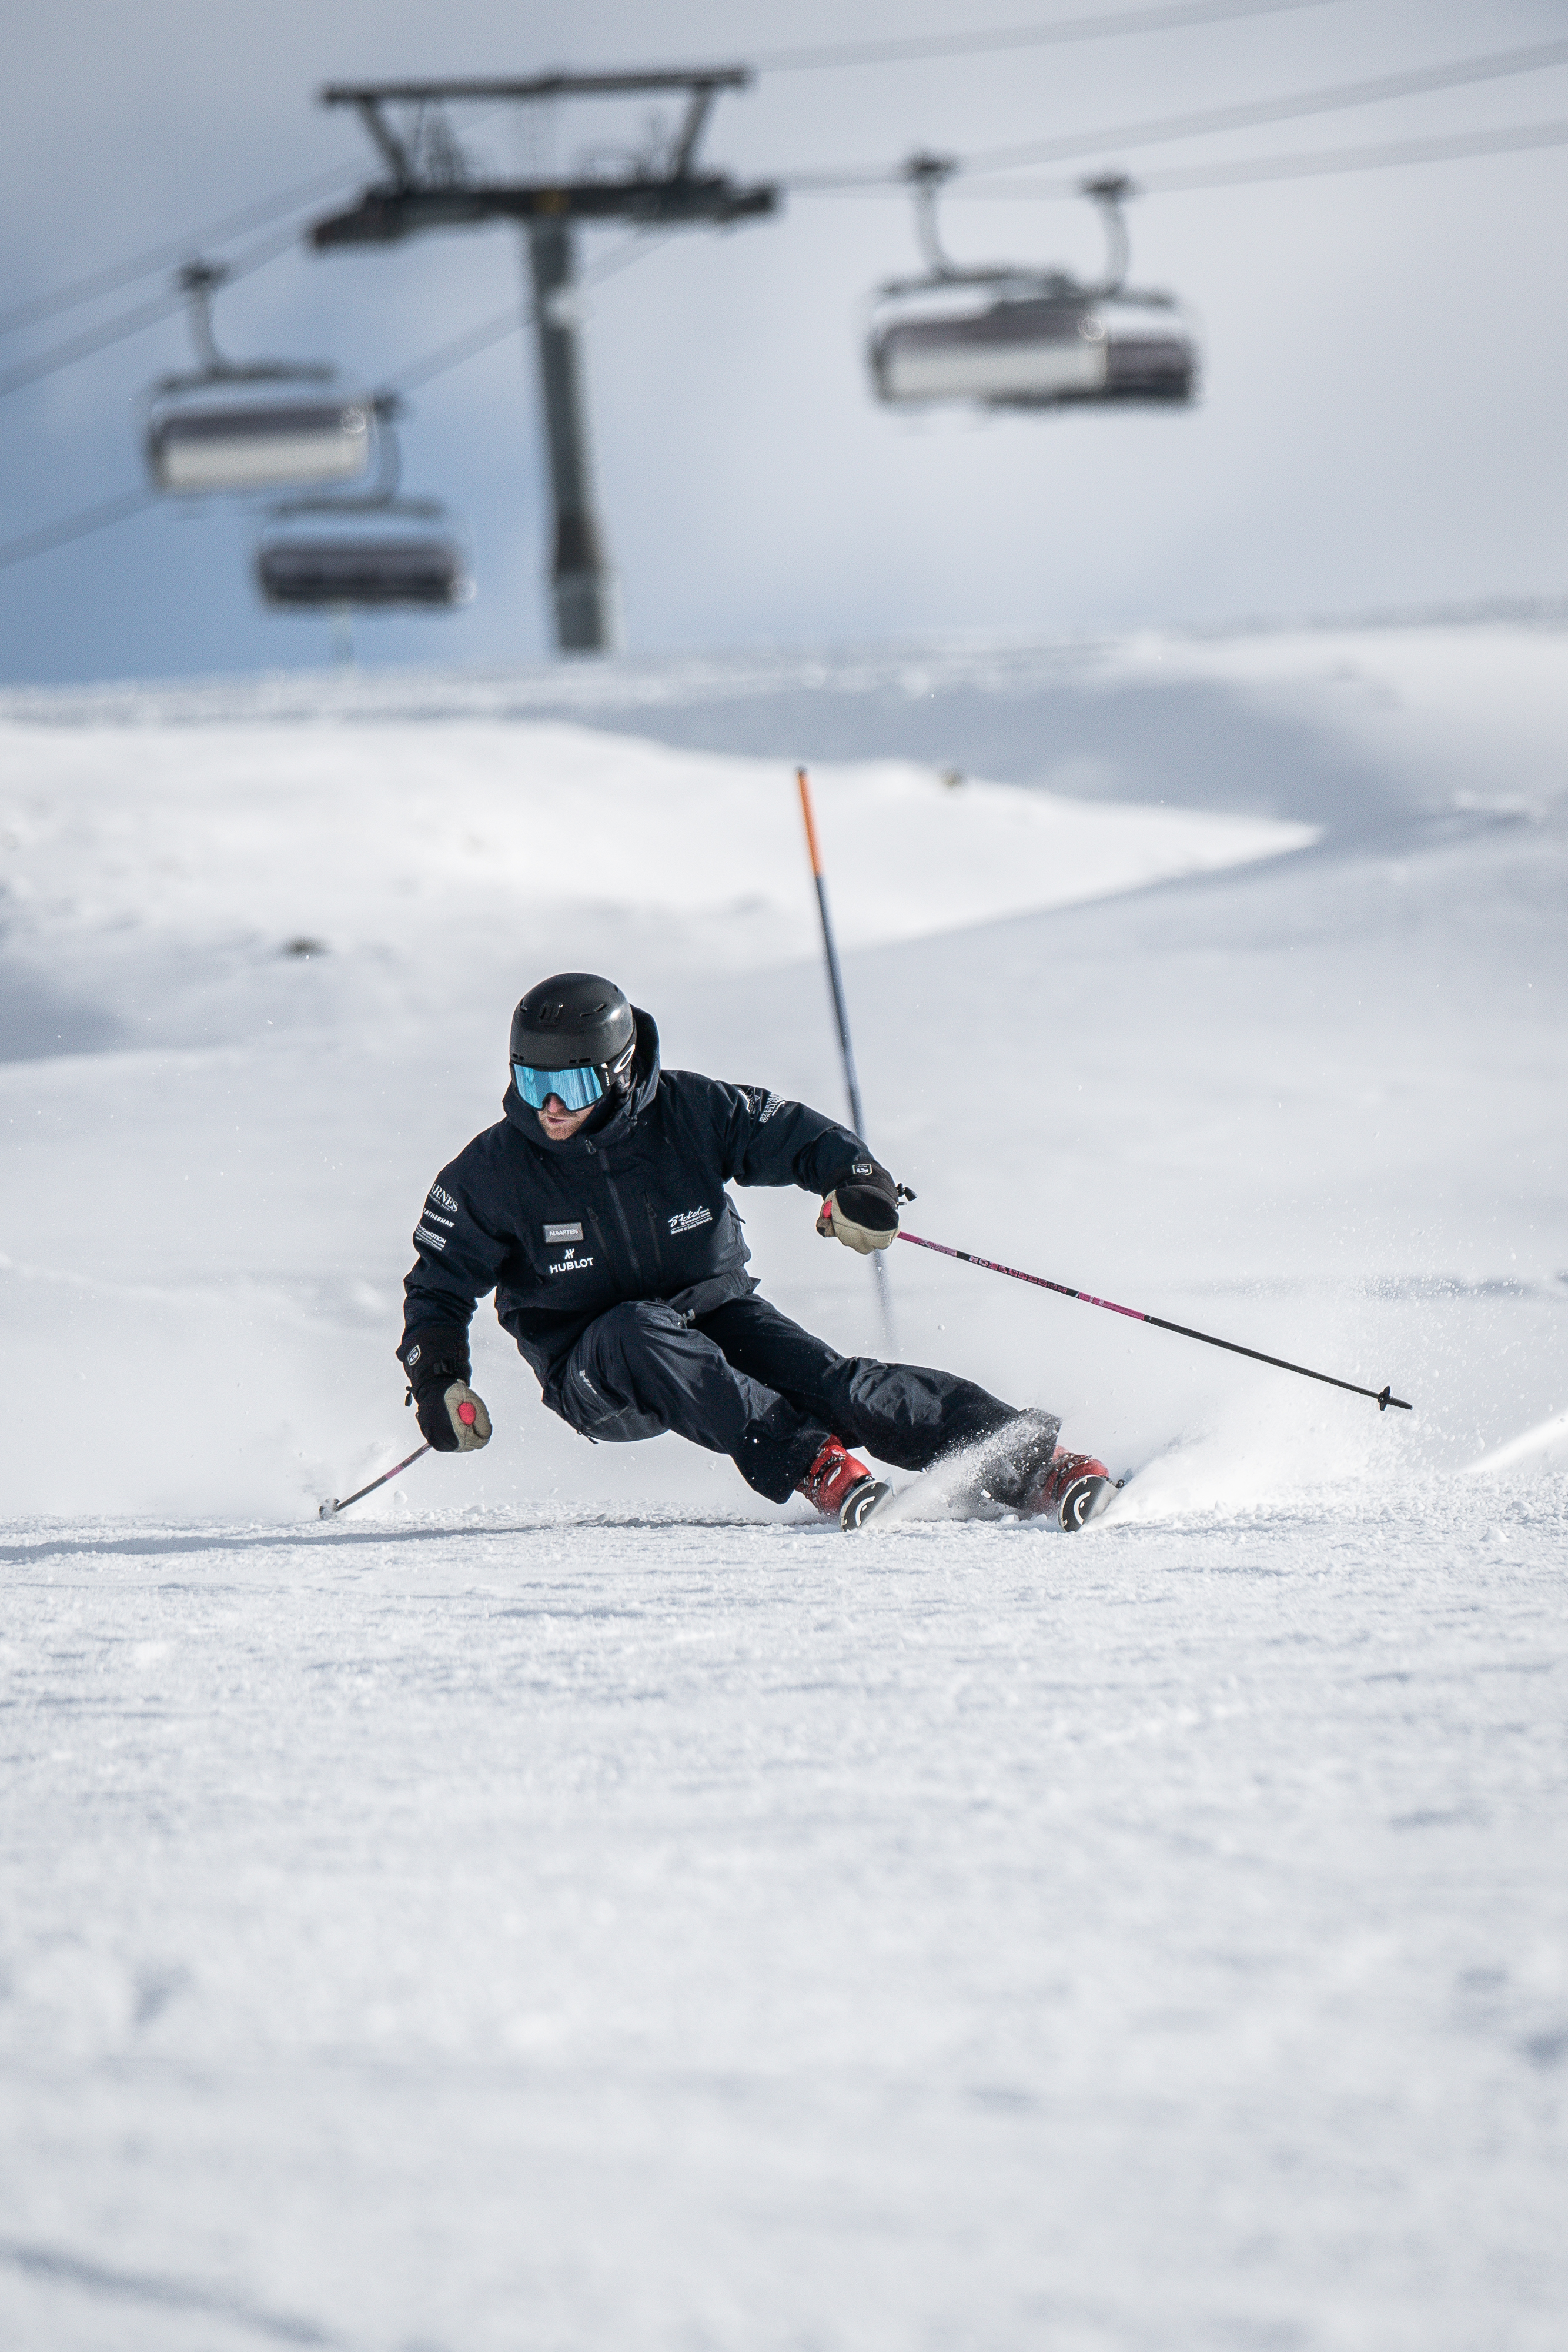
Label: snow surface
xmin=1 ymin=622 xmax=1565 ymax=2349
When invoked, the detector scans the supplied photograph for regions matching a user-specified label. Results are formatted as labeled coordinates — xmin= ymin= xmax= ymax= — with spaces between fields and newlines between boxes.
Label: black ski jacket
xmin=398 ymin=1010 xmax=867 ymax=1414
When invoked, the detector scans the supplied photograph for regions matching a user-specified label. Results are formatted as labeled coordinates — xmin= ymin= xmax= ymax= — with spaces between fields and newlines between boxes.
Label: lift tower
xmin=310 ymin=71 xmax=778 ymax=653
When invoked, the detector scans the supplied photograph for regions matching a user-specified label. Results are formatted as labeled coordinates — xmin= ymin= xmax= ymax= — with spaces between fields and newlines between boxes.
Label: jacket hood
xmin=503 ymin=1006 xmax=661 ymax=1152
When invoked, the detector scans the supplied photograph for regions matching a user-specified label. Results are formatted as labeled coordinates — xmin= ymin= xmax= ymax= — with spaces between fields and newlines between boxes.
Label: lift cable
xmin=0 ymin=216 xmax=307 ymax=403
xmin=0 ymin=1 xmax=1325 ymax=345
xmin=0 ymin=487 xmax=158 ymax=574
xmin=5 ymin=19 xmax=1550 ymax=351
xmin=385 ymin=230 xmax=674 ymax=396
xmin=932 ymin=112 xmax=1568 ymax=197
xmin=783 ymin=30 xmax=1568 ymax=187
xmin=0 ymin=234 xmax=670 ymax=576
xmin=0 ymin=158 xmax=368 ymax=343
xmin=752 ymin=0 xmax=1329 ymax=74
xmin=6 ymin=38 xmax=1568 ymax=557
xmin=964 ymin=29 xmax=1568 ymax=175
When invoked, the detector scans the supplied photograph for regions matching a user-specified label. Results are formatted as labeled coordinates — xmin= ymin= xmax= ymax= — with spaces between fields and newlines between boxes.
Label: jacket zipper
xmin=601 ymin=1165 xmax=649 ymax=1294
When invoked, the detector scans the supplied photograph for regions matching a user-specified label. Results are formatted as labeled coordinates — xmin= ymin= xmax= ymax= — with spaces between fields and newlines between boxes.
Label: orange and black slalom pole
xmin=796 ymin=766 xmax=894 ymax=1345
xmin=797 ymin=766 xmax=869 ymax=1139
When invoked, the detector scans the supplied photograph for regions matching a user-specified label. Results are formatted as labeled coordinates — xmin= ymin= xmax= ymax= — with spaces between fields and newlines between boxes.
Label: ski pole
xmin=796 ymin=765 xmax=895 ymax=1348
xmin=897 ymin=1230 xmax=1412 ymax=1412
xmin=319 ymin=1440 xmax=432 ymax=1519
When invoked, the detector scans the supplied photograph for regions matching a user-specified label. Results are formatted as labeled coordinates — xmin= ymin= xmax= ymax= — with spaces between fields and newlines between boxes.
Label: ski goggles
xmin=513 ymin=1061 xmax=606 ymax=1112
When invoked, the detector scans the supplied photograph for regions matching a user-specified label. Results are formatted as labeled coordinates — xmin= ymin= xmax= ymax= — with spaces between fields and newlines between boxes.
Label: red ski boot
xmin=798 ymin=1436 xmax=890 ymax=1531
xmin=1028 ymin=1447 xmax=1116 ymax=1532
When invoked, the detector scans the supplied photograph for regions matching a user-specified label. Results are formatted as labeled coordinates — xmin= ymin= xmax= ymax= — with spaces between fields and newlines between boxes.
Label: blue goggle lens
xmin=513 ymin=1061 xmax=606 ymax=1112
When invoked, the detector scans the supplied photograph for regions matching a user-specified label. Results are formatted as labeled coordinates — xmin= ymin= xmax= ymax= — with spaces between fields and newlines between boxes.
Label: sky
xmin=2 ymin=0 xmax=1567 ymax=684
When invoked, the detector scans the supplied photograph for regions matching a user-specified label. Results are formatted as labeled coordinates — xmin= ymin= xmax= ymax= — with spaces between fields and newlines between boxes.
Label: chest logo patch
xmin=544 ymin=1221 xmax=584 ymax=1244
xmin=668 ymin=1205 xmax=713 ymax=1235
xmin=546 ymin=1245 xmax=595 ymax=1275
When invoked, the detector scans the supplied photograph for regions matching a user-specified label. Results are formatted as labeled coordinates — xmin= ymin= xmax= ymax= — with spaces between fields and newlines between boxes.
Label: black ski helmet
xmin=510 ymin=973 xmax=637 ymax=1102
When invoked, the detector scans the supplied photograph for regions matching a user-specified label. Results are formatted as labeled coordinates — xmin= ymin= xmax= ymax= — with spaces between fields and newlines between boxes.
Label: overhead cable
xmin=753 ymin=0 xmax=1329 ymax=74
xmin=0 ymin=218 xmax=307 ymax=403
xmin=959 ymin=31 xmax=1568 ymax=173
xmin=385 ymin=232 xmax=673 ymax=396
xmin=0 ymin=487 xmax=156 ymax=574
xmin=784 ymin=31 xmax=1568 ymax=186
xmin=938 ymin=114 xmax=1568 ymax=196
xmin=0 ymin=158 xmax=365 ymax=342
xmin=387 ymin=305 xmax=533 ymax=397
xmin=0 ymin=235 xmax=672 ymax=576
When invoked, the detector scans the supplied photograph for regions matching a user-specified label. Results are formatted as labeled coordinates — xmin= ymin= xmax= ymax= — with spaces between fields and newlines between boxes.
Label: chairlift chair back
xmin=148 ymin=393 xmax=377 ymax=495
xmin=255 ymin=524 xmax=472 ymax=610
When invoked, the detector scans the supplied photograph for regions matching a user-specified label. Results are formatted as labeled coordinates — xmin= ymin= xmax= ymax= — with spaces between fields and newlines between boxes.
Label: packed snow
xmin=1 ymin=620 xmax=1564 ymax=2350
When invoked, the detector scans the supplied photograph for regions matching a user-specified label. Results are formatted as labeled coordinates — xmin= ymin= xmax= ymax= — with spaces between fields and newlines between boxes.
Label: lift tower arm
xmin=311 ymin=71 xmax=776 ymax=240
xmin=309 ymin=69 xmax=779 ymax=652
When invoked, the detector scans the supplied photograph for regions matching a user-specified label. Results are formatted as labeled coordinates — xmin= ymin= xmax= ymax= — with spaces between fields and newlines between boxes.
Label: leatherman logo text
xmin=668 ymin=1205 xmax=713 ymax=1235
xmin=544 ymin=1221 xmax=584 ymax=1244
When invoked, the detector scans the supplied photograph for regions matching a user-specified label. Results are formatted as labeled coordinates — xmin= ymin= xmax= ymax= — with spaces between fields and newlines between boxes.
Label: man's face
xmin=537 ymin=1094 xmax=594 ymax=1142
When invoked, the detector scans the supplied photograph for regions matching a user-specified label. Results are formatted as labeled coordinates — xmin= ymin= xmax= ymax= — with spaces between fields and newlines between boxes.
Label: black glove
xmin=400 ymin=1326 xmax=491 ymax=1454
xmin=815 ymin=1157 xmax=901 ymax=1254
xmin=835 ymin=1158 xmax=900 ymax=1232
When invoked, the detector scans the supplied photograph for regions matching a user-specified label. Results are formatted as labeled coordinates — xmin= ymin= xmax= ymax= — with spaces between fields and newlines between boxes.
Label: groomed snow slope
xmin=1 ymin=622 xmax=1565 ymax=2351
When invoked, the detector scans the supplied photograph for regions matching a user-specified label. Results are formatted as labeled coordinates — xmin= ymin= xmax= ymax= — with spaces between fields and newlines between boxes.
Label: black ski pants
xmin=553 ymin=1292 xmax=1019 ymax=1503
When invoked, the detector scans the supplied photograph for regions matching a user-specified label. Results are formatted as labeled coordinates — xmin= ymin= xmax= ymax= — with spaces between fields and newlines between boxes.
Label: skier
xmin=397 ymin=973 xmax=1111 ymax=1530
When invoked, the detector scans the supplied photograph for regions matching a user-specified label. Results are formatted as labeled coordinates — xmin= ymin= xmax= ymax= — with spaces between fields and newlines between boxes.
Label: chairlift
xmin=867 ymin=163 xmax=1198 ymax=412
xmin=143 ymin=262 xmax=377 ymax=495
xmin=255 ymin=523 xmax=472 ymax=609
xmin=252 ymin=412 xmax=473 ymax=612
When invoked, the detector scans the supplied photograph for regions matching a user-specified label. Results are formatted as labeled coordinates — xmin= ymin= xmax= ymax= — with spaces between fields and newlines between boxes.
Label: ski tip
xmin=840 ymin=1476 xmax=892 ymax=1531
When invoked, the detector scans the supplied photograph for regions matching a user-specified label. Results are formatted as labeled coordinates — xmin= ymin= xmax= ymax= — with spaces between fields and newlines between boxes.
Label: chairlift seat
xmin=255 ymin=532 xmax=472 ymax=609
xmin=873 ymin=299 xmax=1111 ymax=406
xmin=149 ymin=397 xmax=375 ymax=495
